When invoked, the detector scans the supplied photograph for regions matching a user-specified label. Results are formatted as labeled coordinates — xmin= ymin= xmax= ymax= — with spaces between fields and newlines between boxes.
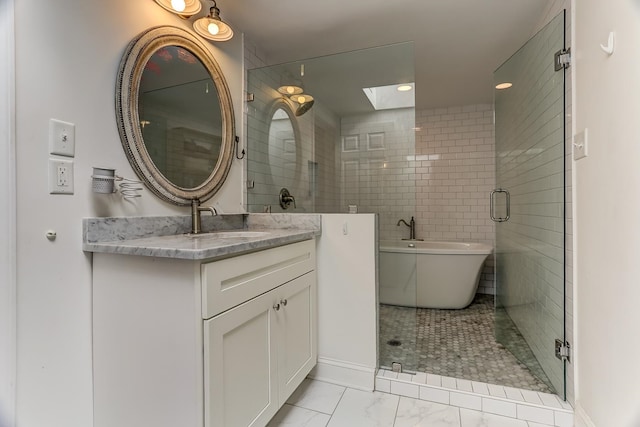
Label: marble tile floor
xmin=267 ymin=378 xmax=566 ymax=427
xmin=379 ymin=294 xmax=554 ymax=393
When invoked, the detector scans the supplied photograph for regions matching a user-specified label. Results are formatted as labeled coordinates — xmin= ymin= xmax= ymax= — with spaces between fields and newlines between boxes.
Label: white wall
xmin=0 ymin=1 xmax=16 ymax=426
xmin=13 ymin=2 xmax=245 ymax=426
xmin=313 ymin=214 xmax=378 ymax=390
xmin=574 ymin=1 xmax=640 ymax=426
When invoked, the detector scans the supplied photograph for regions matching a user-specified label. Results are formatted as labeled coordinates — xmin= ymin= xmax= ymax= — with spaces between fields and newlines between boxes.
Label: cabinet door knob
xmin=280 ymin=299 xmax=288 ymax=307
xmin=273 ymin=303 xmax=281 ymax=311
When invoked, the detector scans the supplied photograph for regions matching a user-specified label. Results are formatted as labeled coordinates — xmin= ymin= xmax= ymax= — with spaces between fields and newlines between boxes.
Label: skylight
xmin=363 ymin=83 xmax=415 ymax=111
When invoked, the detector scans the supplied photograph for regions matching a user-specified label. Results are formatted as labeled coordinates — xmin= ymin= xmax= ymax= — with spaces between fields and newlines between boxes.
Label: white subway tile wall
xmin=339 ymin=109 xmax=416 ymax=241
xmin=414 ymin=104 xmax=496 ymax=294
xmin=493 ymin=12 xmax=567 ymax=399
xmin=527 ymin=2 xmax=574 ymax=404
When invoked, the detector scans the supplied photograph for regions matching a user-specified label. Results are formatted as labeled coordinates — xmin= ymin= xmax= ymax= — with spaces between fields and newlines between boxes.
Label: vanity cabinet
xmin=92 ymin=239 xmax=316 ymax=427
xmin=205 ymin=272 xmax=316 ymax=427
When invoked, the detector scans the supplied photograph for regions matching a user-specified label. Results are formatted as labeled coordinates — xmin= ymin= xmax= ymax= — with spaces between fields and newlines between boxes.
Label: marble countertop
xmin=83 ymin=214 xmax=321 ymax=260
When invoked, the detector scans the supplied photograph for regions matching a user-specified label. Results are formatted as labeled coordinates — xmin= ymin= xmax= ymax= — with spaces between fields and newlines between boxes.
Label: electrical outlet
xmin=49 ymin=119 xmax=75 ymax=157
xmin=49 ymin=158 xmax=74 ymax=194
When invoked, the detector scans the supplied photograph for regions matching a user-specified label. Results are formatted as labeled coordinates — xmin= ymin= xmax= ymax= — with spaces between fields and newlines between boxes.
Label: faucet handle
xmin=279 ymin=188 xmax=296 ymax=209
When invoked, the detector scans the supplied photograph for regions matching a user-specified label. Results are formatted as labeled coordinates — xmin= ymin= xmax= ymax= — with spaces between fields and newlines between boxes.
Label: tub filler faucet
xmin=397 ymin=216 xmax=416 ymax=240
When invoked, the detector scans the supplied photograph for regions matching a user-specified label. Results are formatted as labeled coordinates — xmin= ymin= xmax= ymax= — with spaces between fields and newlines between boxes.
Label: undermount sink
xmin=187 ymin=230 xmax=271 ymax=239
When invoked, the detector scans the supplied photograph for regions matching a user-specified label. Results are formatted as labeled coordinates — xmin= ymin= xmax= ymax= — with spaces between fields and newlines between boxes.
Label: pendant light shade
xmin=154 ymin=0 xmax=202 ymax=18
xmin=193 ymin=1 xmax=234 ymax=41
xmin=283 ymin=64 xmax=314 ymax=115
xmin=290 ymin=94 xmax=314 ymax=104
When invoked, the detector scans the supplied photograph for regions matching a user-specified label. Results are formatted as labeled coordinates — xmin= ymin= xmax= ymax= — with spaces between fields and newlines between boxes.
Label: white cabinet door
xmin=204 ymin=290 xmax=279 ymax=427
xmin=204 ymin=271 xmax=317 ymax=427
xmin=276 ymin=272 xmax=317 ymax=403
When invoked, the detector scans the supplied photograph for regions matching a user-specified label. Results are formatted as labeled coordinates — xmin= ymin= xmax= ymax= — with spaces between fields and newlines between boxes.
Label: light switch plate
xmin=573 ymin=129 xmax=588 ymax=161
xmin=49 ymin=119 xmax=75 ymax=157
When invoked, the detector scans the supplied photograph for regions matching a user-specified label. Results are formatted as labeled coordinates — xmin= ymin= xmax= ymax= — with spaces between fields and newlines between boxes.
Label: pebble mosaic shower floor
xmin=379 ymin=294 xmax=554 ymax=393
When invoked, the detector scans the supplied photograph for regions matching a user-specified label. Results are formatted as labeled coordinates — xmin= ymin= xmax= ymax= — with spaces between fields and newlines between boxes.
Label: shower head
xmin=295 ymin=99 xmax=314 ymax=116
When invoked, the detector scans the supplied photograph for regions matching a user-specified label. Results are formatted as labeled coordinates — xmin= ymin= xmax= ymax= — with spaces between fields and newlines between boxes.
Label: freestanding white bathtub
xmin=379 ymin=240 xmax=493 ymax=309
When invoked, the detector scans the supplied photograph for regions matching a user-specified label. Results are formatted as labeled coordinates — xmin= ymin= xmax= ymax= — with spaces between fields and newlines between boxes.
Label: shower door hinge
xmin=246 ymin=92 xmax=255 ymax=102
xmin=554 ymin=48 xmax=571 ymax=71
xmin=555 ymin=339 xmax=571 ymax=362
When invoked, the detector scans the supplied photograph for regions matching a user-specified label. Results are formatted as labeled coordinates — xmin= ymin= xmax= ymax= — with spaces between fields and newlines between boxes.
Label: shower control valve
xmin=279 ymin=188 xmax=296 ymax=210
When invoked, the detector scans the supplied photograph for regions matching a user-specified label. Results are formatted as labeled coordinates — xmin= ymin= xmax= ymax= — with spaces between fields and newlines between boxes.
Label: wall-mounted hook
xmin=600 ymin=32 xmax=615 ymax=55
xmin=234 ymin=135 xmax=245 ymax=160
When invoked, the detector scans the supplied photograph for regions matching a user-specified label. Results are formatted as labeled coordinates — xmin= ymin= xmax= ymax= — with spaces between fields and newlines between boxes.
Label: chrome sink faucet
xmin=397 ymin=216 xmax=416 ymax=240
xmin=191 ymin=199 xmax=217 ymax=234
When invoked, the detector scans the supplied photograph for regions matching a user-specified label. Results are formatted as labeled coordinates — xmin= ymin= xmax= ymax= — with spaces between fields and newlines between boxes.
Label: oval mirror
xmin=116 ymin=26 xmax=235 ymax=205
xmin=268 ymin=102 xmax=301 ymax=188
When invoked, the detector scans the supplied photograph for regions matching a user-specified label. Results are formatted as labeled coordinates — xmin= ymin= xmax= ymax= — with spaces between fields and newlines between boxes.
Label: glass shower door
xmin=493 ymin=11 xmax=566 ymax=398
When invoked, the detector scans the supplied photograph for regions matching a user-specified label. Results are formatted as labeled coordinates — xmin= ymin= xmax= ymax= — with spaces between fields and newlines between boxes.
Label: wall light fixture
xmin=154 ymin=0 xmax=202 ymax=18
xmin=193 ymin=0 xmax=234 ymax=41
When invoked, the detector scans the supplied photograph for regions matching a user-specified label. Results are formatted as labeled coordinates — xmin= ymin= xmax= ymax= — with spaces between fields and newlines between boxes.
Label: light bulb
xmin=286 ymin=86 xmax=295 ymax=94
xmin=397 ymin=85 xmax=412 ymax=92
xmin=296 ymin=96 xmax=305 ymax=103
xmin=207 ymin=22 xmax=220 ymax=36
xmin=170 ymin=0 xmax=186 ymax=12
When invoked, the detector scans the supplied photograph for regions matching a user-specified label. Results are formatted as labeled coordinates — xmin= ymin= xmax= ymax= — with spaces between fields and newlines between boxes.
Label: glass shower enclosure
xmin=245 ymin=44 xmax=418 ymax=370
xmin=492 ymin=11 xmax=567 ymax=398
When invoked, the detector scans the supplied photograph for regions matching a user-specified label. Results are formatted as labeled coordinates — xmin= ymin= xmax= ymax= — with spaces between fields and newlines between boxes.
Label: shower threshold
xmin=375 ymin=368 xmax=573 ymax=426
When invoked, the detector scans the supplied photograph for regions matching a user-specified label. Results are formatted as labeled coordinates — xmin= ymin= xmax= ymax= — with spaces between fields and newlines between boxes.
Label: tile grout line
xmin=391 ymin=393 xmax=401 ymax=427
xmin=326 ymin=384 xmax=347 ymax=422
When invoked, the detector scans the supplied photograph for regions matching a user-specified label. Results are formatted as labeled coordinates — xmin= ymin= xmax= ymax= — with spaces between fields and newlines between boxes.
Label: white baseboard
xmin=574 ymin=404 xmax=597 ymax=427
xmin=308 ymin=357 xmax=376 ymax=391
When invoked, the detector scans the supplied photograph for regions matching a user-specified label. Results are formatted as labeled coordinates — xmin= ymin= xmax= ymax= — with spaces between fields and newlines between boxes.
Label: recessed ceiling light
xmin=397 ymin=85 xmax=413 ymax=92
xmin=495 ymin=82 xmax=513 ymax=90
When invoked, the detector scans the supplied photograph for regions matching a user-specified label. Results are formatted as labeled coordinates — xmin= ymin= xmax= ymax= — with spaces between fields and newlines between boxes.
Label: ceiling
xmin=220 ymin=0 xmax=554 ymax=110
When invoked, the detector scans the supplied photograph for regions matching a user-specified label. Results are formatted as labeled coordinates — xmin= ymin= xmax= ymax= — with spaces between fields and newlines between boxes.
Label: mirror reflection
xmin=139 ymin=45 xmax=222 ymax=189
xmin=268 ymin=107 xmax=298 ymax=187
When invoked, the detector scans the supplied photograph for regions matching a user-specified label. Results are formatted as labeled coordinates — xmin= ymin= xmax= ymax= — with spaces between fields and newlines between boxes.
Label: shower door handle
xmin=490 ymin=189 xmax=510 ymax=222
